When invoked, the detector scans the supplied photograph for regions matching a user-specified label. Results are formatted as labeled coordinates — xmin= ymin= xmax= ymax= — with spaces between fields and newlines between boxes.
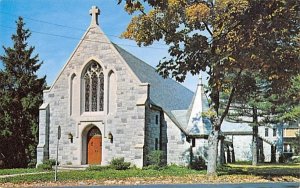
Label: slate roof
xmin=113 ymin=44 xmax=194 ymax=123
xmin=186 ymin=83 xmax=210 ymax=119
xmin=171 ymin=110 xmax=189 ymax=129
xmin=171 ymin=82 xmax=212 ymax=136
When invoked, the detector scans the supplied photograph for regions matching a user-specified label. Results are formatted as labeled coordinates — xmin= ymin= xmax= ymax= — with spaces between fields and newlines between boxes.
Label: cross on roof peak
xmin=89 ymin=6 xmax=100 ymax=26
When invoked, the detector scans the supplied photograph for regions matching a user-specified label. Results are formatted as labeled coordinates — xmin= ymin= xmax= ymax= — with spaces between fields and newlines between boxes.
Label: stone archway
xmin=86 ymin=126 xmax=102 ymax=164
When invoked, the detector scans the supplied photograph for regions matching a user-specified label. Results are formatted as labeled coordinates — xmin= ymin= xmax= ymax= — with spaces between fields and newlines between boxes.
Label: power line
xmin=0 ymin=11 xmax=87 ymax=32
xmin=0 ymin=10 xmax=168 ymax=47
xmin=0 ymin=24 xmax=169 ymax=50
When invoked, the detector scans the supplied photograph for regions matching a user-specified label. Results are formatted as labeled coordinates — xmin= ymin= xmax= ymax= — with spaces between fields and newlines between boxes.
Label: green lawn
xmin=0 ymin=168 xmax=41 ymax=176
xmin=0 ymin=163 xmax=299 ymax=184
xmin=0 ymin=166 xmax=204 ymax=183
xmin=219 ymin=163 xmax=300 ymax=177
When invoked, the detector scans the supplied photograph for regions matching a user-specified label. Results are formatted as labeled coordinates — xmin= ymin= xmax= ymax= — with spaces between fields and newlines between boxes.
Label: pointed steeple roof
xmin=186 ymin=74 xmax=211 ymax=135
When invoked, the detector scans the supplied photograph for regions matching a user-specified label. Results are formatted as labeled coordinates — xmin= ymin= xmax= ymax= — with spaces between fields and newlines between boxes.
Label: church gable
xmin=37 ymin=6 xmax=203 ymax=168
xmin=37 ymin=6 xmax=150 ymax=167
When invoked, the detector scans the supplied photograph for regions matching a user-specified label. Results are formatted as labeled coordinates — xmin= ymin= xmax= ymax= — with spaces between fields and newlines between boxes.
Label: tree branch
xmin=139 ymin=9 xmax=170 ymax=35
xmin=203 ymin=22 xmax=213 ymax=36
xmin=219 ymin=70 xmax=242 ymax=126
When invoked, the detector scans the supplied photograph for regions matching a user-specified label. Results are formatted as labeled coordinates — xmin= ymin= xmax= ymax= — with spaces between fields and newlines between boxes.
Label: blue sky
xmin=0 ymin=0 xmax=200 ymax=91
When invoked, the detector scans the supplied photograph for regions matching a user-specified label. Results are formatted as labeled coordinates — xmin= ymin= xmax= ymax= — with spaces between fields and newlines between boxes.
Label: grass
xmin=0 ymin=168 xmax=41 ymax=176
xmin=218 ymin=163 xmax=300 ymax=177
xmin=0 ymin=165 xmax=204 ymax=183
xmin=0 ymin=163 xmax=299 ymax=184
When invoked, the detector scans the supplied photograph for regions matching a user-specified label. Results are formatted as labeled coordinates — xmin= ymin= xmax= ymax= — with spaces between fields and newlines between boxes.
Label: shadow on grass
xmin=217 ymin=164 xmax=300 ymax=179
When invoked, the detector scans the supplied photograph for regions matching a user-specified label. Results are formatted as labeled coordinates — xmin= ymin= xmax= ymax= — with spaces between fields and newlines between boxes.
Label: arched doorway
xmin=87 ymin=126 xmax=102 ymax=164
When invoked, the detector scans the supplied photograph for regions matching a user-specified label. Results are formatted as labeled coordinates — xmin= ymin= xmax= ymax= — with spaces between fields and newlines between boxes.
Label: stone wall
xmin=144 ymin=106 xmax=161 ymax=164
xmin=36 ymin=103 xmax=50 ymax=166
xmin=164 ymin=114 xmax=190 ymax=166
xmin=193 ymin=139 xmax=209 ymax=162
xmin=37 ymin=25 xmax=148 ymax=168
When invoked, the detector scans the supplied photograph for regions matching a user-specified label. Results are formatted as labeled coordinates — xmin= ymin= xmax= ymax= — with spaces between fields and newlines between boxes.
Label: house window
xmin=83 ymin=61 xmax=104 ymax=112
xmin=265 ymin=128 xmax=269 ymax=137
xmin=155 ymin=115 xmax=159 ymax=125
xmin=273 ymin=128 xmax=276 ymax=137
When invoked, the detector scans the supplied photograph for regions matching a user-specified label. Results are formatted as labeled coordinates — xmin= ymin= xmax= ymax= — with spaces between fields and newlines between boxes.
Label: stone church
xmin=36 ymin=6 xmax=212 ymax=168
xmin=37 ymin=6 xmax=284 ymax=167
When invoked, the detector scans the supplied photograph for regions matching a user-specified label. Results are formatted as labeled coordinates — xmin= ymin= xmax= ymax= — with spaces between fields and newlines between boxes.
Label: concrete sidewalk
xmin=0 ymin=171 xmax=52 ymax=178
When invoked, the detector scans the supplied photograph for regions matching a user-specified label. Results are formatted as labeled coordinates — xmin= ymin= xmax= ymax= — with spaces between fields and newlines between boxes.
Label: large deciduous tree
xmin=0 ymin=17 xmax=46 ymax=168
xmin=119 ymin=0 xmax=300 ymax=174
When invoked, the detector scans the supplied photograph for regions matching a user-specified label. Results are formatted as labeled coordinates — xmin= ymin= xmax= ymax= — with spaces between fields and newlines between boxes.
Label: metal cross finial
xmin=89 ymin=6 xmax=100 ymax=26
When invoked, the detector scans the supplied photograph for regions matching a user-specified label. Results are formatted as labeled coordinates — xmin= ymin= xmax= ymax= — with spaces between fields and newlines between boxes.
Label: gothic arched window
xmin=83 ymin=61 xmax=104 ymax=112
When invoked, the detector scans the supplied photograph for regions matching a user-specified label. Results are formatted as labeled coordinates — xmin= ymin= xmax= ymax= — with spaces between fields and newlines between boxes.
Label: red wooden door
xmin=87 ymin=127 xmax=102 ymax=164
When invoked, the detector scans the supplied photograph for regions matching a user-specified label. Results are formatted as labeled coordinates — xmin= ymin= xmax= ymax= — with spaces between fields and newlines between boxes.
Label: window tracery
xmin=83 ymin=61 xmax=104 ymax=112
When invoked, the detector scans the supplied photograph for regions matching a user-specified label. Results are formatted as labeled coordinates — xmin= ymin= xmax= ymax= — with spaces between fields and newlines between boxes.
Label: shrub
xmin=147 ymin=150 xmax=166 ymax=169
xmin=37 ymin=159 xmax=57 ymax=170
xmin=143 ymin=164 xmax=162 ymax=170
xmin=291 ymin=156 xmax=300 ymax=163
xmin=27 ymin=159 xmax=37 ymax=168
xmin=189 ymin=156 xmax=206 ymax=170
xmin=110 ymin=157 xmax=131 ymax=170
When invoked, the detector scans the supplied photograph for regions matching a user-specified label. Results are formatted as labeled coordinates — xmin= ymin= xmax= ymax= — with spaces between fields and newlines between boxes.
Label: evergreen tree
xmin=220 ymin=72 xmax=300 ymax=165
xmin=280 ymin=75 xmax=300 ymax=121
xmin=222 ymin=73 xmax=283 ymax=165
xmin=0 ymin=17 xmax=46 ymax=168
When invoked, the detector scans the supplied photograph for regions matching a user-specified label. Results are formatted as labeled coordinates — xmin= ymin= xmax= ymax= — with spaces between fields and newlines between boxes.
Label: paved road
xmin=50 ymin=182 xmax=299 ymax=188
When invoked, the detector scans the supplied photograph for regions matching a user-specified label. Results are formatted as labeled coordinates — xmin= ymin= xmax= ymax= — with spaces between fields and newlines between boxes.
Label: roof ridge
xmin=112 ymin=43 xmax=193 ymax=93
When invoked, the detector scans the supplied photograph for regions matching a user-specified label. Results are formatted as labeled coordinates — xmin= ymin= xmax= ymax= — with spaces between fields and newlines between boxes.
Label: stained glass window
xmin=91 ymin=72 xmax=98 ymax=111
xmin=83 ymin=61 xmax=104 ymax=112
xmin=84 ymin=76 xmax=90 ymax=112
xmin=99 ymin=72 xmax=104 ymax=111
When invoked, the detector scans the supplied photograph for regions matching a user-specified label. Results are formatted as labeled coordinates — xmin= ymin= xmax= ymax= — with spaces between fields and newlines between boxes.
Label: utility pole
xmin=55 ymin=126 xmax=61 ymax=181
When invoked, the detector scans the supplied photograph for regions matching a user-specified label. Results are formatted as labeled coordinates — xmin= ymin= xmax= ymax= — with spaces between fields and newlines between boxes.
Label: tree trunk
xmin=218 ymin=138 xmax=225 ymax=166
xmin=252 ymin=125 xmax=258 ymax=166
xmin=252 ymin=107 xmax=258 ymax=166
xmin=207 ymin=129 xmax=219 ymax=175
xmin=226 ymin=144 xmax=231 ymax=163
xmin=231 ymin=144 xmax=235 ymax=163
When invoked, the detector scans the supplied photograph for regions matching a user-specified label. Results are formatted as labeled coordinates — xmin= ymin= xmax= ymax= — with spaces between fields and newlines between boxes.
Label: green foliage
xmin=291 ymin=131 xmax=300 ymax=155
xmin=37 ymin=159 xmax=56 ymax=171
xmin=234 ymin=161 xmax=252 ymax=165
xmin=0 ymin=164 xmax=205 ymax=184
xmin=146 ymin=150 xmax=166 ymax=169
xmin=0 ymin=163 xmax=299 ymax=184
xmin=110 ymin=157 xmax=131 ymax=170
xmin=0 ymin=168 xmax=40 ymax=176
xmin=292 ymin=156 xmax=300 ymax=163
xmin=27 ymin=159 xmax=37 ymax=169
xmin=0 ymin=17 xmax=46 ymax=168
xmin=86 ymin=165 xmax=111 ymax=171
xmin=279 ymin=75 xmax=300 ymax=121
